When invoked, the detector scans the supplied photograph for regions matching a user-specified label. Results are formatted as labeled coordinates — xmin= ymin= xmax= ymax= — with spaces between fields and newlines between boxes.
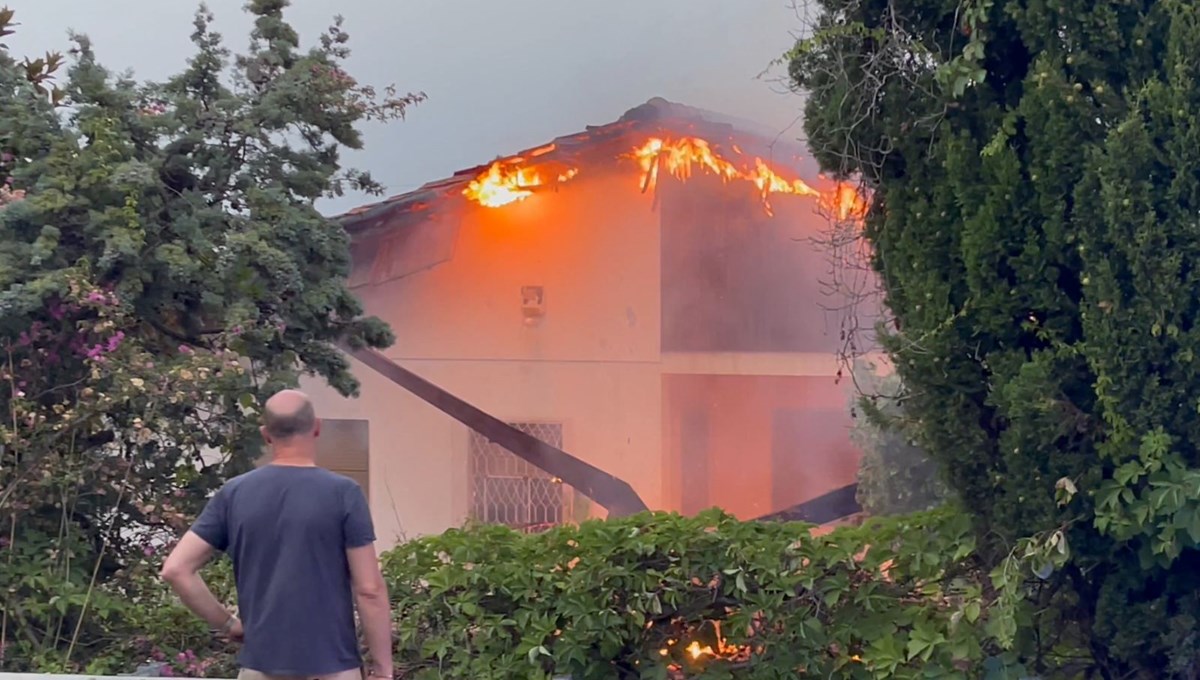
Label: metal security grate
xmin=469 ymin=423 xmax=569 ymax=532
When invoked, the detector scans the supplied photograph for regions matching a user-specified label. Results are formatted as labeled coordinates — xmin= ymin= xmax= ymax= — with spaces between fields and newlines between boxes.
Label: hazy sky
xmin=7 ymin=1 xmax=809 ymax=215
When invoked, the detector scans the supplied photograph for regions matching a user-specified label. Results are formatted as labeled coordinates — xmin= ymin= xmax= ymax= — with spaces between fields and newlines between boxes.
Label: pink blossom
xmin=106 ymin=330 xmax=125 ymax=352
xmin=178 ymin=345 xmax=194 ymax=355
xmin=143 ymin=545 xmax=156 ymax=557
xmin=48 ymin=302 xmax=65 ymax=320
xmin=86 ymin=290 xmax=108 ymax=304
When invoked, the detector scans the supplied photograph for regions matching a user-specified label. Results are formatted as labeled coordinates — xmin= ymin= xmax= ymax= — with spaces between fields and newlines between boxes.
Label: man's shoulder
xmin=224 ymin=465 xmax=359 ymax=492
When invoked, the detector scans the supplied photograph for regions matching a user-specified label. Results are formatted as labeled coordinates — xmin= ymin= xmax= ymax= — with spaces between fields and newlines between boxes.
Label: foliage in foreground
xmin=0 ymin=2 xmax=419 ymax=667
xmin=382 ymin=509 xmax=1038 ymax=680
xmin=25 ymin=510 xmax=1070 ymax=678
xmin=790 ymin=0 xmax=1200 ymax=674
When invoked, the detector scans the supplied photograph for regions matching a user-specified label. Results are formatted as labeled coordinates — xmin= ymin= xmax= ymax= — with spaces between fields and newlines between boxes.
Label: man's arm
xmin=160 ymin=531 xmax=240 ymax=638
xmin=347 ymin=543 xmax=393 ymax=678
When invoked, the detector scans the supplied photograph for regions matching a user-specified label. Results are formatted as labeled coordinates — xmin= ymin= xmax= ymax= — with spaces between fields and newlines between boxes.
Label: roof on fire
xmin=333 ymin=97 xmax=813 ymax=236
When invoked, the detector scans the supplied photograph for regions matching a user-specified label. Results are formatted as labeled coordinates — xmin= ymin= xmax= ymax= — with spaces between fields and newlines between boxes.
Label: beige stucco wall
xmin=304 ymin=172 xmax=664 ymax=548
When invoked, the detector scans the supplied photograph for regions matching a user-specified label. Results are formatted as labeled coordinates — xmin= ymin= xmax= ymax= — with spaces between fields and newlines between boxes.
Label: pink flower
xmin=106 ymin=330 xmax=125 ymax=352
xmin=178 ymin=345 xmax=194 ymax=355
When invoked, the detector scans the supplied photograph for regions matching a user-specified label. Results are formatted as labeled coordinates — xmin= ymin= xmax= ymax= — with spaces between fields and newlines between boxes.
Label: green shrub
xmin=382 ymin=509 xmax=1015 ymax=679
xmin=789 ymin=0 xmax=1200 ymax=673
xmin=18 ymin=509 xmax=1059 ymax=678
xmin=78 ymin=556 xmax=239 ymax=678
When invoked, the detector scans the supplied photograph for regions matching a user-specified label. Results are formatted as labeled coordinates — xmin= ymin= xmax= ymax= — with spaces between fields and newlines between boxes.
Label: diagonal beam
xmin=338 ymin=343 xmax=650 ymax=518
xmin=753 ymin=483 xmax=861 ymax=524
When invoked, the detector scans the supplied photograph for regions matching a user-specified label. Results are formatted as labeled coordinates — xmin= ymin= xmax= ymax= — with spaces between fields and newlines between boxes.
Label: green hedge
xmin=62 ymin=508 xmax=1033 ymax=679
xmin=383 ymin=509 xmax=1010 ymax=679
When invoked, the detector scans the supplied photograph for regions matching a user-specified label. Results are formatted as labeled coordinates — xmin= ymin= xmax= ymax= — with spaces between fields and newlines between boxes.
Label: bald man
xmin=161 ymin=390 xmax=394 ymax=680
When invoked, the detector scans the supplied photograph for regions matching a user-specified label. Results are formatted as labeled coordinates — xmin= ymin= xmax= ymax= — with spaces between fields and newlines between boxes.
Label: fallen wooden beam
xmin=753 ymin=483 xmax=861 ymax=525
xmin=338 ymin=343 xmax=650 ymax=518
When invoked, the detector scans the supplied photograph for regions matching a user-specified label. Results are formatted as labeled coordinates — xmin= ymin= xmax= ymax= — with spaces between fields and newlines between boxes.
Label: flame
xmin=461 ymin=133 xmax=868 ymax=220
xmin=822 ymin=182 xmax=867 ymax=221
xmin=657 ymin=620 xmax=748 ymax=667
xmin=462 ymin=159 xmax=579 ymax=208
xmin=686 ymin=641 xmax=721 ymax=660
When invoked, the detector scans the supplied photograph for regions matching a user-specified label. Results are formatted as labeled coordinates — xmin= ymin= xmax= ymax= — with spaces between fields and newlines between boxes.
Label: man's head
xmin=260 ymin=389 xmax=320 ymax=450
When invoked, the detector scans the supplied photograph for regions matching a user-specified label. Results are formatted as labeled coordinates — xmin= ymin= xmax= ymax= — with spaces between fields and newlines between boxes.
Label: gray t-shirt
xmin=190 ymin=465 xmax=376 ymax=676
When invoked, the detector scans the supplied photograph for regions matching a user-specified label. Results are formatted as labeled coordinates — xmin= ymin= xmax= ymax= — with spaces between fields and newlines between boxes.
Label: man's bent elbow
xmin=160 ymin=559 xmax=197 ymax=588
xmin=159 ymin=563 xmax=184 ymax=586
xmin=353 ymin=575 xmax=389 ymax=601
xmin=354 ymin=584 xmax=388 ymax=602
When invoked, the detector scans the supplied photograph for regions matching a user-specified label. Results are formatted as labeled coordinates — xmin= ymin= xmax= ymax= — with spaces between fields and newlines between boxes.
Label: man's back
xmin=191 ymin=465 xmax=376 ymax=676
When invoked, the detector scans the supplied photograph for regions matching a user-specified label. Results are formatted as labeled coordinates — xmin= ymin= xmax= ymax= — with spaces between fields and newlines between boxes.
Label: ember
xmin=462 ymin=132 xmax=866 ymax=219
xmin=657 ymin=620 xmax=750 ymax=672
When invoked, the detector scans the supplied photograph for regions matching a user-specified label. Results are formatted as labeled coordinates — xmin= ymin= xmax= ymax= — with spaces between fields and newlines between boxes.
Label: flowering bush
xmin=82 ymin=558 xmax=238 ymax=678
xmin=0 ymin=0 xmax=419 ymax=670
xmin=0 ymin=278 xmax=255 ymax=671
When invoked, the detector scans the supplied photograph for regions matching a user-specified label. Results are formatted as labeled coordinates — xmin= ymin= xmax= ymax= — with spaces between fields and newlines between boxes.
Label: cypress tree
xmin=791 ymin=0 xmax=1200 ymax=673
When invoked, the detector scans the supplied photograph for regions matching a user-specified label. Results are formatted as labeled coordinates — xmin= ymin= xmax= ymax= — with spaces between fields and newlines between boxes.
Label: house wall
xmin=308 ymin=156 xmax=876 ymax=544
xmin=305 ymin=171 xmax=664 ymax=547
xmin=661 ymin=373 xmax=860 ymax=520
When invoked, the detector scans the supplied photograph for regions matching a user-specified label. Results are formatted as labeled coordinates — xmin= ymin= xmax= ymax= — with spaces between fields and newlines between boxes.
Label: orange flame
xmin=462 ymin=133 xmax=867 ymax=220
xmin=657 ymin=620 xmax=748 ymax=668
xmin=462 ymin=159 xmax=579 ymax=208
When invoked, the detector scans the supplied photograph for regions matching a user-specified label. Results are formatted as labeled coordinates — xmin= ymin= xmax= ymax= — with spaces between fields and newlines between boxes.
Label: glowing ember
xmin=657 ymin=620 xmax=749 ymax=668
xmin=461 ymin=132 xmax=868 ymax=219
xmin=686 ymin=641 xmax=714 ymax=660
xmin=462 ymin=159 xmax=579 ymax=208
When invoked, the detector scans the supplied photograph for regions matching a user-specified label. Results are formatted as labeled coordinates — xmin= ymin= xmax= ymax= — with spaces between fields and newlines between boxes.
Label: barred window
xmin=468 ymin=422 xmax=568 ymax=532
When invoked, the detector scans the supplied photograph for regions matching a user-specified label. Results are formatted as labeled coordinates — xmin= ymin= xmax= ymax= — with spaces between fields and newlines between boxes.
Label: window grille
xmin=469 ymin=422 xmax=569 ymax=532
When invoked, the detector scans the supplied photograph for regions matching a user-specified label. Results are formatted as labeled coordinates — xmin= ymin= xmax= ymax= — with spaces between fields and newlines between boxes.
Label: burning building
xmin=303 ymin=97 xmax=876 ymax=545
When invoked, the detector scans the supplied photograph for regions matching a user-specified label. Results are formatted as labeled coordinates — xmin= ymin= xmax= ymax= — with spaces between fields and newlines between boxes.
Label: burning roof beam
xmin=460 ymin=132 xmax=866 ymax=220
